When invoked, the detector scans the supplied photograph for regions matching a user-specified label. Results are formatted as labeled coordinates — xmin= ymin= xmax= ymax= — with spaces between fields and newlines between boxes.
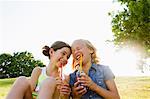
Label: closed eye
xmin=62 ymin=51 xmax=71 ymax=58
xmin=62 ymin=51 xmax=67 ymax=56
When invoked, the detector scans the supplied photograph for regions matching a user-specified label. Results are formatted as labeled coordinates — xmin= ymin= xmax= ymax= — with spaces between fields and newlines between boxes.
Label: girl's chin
xmin=58 ymin=65 xmax=63 ymax=68
xmin=58 ymin=63 xmax=63 ymax=68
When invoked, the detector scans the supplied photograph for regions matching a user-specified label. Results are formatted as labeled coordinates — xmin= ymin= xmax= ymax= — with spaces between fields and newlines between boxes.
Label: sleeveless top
xmin=35 ymin=67 xmax=48 ymax=92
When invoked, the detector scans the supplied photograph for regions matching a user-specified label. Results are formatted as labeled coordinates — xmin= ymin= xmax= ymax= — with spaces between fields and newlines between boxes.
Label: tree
xmin=0 ymin=53 xmax=12 ymax=78
xmin=10 ymin=51 xmax=45 ymax=77
xmin=109 ymin=0 xmax=150 ymax=72
xmin=0 ymin=51 xmax=45 ymax=78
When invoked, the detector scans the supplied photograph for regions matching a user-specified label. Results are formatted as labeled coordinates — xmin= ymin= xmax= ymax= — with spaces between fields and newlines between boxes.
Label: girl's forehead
xmin=59 ymin=47 xmax=71 ymax=56
xmin=72 ymin=41 xmax=85 ymax=47
xmin=61 ymin=47 xmax=71 ymax=52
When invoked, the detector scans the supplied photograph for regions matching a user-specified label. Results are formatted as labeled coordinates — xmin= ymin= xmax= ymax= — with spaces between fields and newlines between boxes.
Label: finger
xmin=60 ymin=87 xmax=71 ymax=95
xmin=60 ymin=91 xmax=71 ymax=95
xmin=61 ymin=85 xmax=70 ymax=90
xmin=56 ymin=80 xmax=62 ymax=85
xmin=78 ymin=79 xmax=85 ymax=83
xmin=62 ymin=83 xmax=70 ymax=87
xmin=77 ymin=77 xmax=86 ymax=81
xmin=57 ymin=85 xmax=61 ymax=90
xmin=74 ymin=81 xmax=80 ymax=87
xmin=73 ymin=85 xmax=81 ymax=92
xmin=77 ymin=87 xmax=87 ymax=95
xmin=75 ymin=85 xmax=85 ymax=92
xmin=80 ymin=74 xmax=87 ymax=79
xmin=55 ymin=77 xmax=61 ymax=80
xmin=82 ymin=88 xmax=87 ymax=95
xmin=77 ymin=79 xmax=88 ymax=86
xmin=60 ymin=88 xmax=71 ymax=93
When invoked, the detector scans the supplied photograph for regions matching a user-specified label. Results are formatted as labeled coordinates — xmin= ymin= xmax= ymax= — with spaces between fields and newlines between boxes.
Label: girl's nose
xmin=63 ymin=60 xmax=68 ymax=66
xmin=63 ymin=56 xmax=68 ymax=65
xmin=64 ymin=60 xmax=68 ymax=64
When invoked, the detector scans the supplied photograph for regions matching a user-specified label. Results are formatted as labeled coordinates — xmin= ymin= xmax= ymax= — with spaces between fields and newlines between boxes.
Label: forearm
xmin=90 ymin=81 xmax=120 ymax=99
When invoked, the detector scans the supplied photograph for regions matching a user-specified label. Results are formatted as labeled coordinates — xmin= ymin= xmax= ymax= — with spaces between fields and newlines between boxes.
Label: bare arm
xmin=89 ymin=79 xmax=120 ymax=99
xmin=78 ymin=75 xmax=120 ymax=99
xmin=30 ymin=67 xmax=42 ymax=91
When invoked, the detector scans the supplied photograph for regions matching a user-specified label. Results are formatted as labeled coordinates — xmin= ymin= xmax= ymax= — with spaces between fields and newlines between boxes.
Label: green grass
xmin=0 ymin=76 xmax=150 ymax=99
xmin=0 ymin=78 xmax=16 ymax=99
xmin=115 ymin=76 xmax=150 ymax=99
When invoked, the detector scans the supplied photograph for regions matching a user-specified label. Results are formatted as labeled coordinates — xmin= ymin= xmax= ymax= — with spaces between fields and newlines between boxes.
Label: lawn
xmin=0 ymin=78 xmax=16 ymax=99
xmin=0 ymin=76 xmax=150 ymax=99
xmin=115 ymin=76 xmax=150 ymax=99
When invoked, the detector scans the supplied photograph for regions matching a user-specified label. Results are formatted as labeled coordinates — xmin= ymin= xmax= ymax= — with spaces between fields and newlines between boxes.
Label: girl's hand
xmin=77 ymin=75 xmax=94 ymax=89
xmin=72 ymin=80 xmax=87 ymax=98
xmin=55 ymin=77 xmax=62 ymax=90
xmin=60 ymin=83 xmax=71 ymax=96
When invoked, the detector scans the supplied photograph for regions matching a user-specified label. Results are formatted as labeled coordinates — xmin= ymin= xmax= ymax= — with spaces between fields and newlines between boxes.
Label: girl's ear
xmin=49 ymin=48 xmax=54 ymax=56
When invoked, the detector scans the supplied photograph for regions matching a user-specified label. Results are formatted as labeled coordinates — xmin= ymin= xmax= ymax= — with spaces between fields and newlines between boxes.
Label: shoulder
xmin=69 ymin=70 xmax=77 ymax=77
xmin=95 ymin=64 xmax=111 ymax=71
xmin=97 ymin=64 xmax=115 ymax=80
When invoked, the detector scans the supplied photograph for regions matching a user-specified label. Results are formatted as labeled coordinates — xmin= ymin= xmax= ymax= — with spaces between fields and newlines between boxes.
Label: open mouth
xmin=76 ymin=55 xmax=81 ymax=61
xmin=75 ymin=53 xmax=83 ymax=61
xmin=58 ymin=59 xmax=67 ymax=67
xmin=74 ymin=53 xmax=83 ymax=69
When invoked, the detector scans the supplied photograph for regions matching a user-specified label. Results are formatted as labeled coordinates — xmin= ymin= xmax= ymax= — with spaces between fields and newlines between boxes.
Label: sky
xmin=0 ymin=0 xmax=149 ymax=76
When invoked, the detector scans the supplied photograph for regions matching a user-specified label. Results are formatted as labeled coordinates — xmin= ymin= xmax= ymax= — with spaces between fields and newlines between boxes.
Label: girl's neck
xmin=46 ymin=63 xmax=59 ymax=77
xmin=82 ymin=61 xmax=92 ymax=74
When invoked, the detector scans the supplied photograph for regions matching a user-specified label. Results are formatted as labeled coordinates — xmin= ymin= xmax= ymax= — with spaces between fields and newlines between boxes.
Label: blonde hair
xmin=74 ymin=39 xmax=99 ymax=64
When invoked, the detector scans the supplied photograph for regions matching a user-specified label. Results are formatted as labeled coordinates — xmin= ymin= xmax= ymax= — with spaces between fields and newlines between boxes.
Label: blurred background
xmin=0 ymin=0 xmax=149 ymax=76
xmin=0 ymin=0 xmax=150 ymax=98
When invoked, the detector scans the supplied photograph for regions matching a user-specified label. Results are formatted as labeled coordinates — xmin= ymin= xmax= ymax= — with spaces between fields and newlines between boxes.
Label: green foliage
xmin=109 ymin=0 xmax=150 ymax=71
xmin=0 ymin=53 xmax=12 ymax=78
xmin=110 ymin=0 xmax=150 ymax=56
xmin=0 ymin=51 xmax=45 ymax=78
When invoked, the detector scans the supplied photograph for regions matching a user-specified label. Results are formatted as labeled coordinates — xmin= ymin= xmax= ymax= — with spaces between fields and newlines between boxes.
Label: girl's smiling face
xmin=71 ymin=40 xmax=93 ymax=66
xmin=50 ymin=47 xmax=71 ymax=68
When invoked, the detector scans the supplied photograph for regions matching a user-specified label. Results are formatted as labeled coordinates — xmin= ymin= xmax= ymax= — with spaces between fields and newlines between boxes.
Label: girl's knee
xmin=38 ymin=78 xmax=56 ymax=99
xmin=41 ymin=77 xmax=56 ymax=89
xmin=6 ymin=76 xmax=32 ymax=99
xmin=15 ymin=76 xmax=30 ymax=87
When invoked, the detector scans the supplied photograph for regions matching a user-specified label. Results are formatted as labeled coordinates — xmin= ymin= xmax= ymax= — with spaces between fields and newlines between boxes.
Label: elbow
xmin=115 ymin=91 xmax=120 ymax=99
xmin=112 ymin=93 xmax=120 ymax=99
xmin=115 ymin=95 xmax=120 ymax=99
xmin=107 ymin=92 xmax=120 ymax=99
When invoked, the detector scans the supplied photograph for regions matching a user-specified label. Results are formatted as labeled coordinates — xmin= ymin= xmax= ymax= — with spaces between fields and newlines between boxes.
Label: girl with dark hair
xmin=6 ymin=41 xmax=72 ymax=99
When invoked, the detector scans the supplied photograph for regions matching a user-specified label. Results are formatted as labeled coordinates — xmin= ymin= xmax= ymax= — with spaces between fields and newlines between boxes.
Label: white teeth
xmin=76 ymin=55 xmax=80 ymax=60
xmin=75 ymin=55 xmax=80 ymax=67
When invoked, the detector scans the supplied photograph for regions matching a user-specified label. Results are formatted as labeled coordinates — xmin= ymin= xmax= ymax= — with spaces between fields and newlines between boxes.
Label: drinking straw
xmin=79 ymin=53 xmax=83 ymax=72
